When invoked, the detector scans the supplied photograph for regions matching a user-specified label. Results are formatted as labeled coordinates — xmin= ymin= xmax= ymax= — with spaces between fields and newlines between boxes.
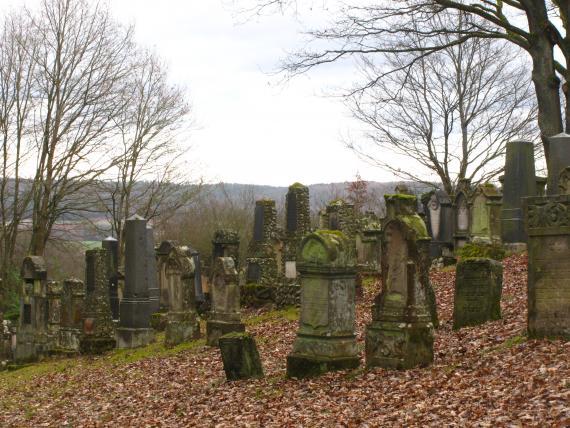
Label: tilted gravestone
xmin=470 ymin=184 xmax=502 ymax=244
xmin=80 ymin=249 xmax=116 ymax=354
xmin=219 ymin=332 xmax=264 ymax=381
xmin=421 ymin=190 xmax=454 ymax=258
xmin=501 ymin=140 xmax=537 ymax=244
xmin=102 ymin=237 xmax=120 ymax=321
xmin=286 ymin=230 xmax=359 ymax=378
xmin=453 ymin=258 xmax=502 ymax=329
xmin=14 ymin=256 xmax=48 ymax=362
xmin=116 ymin=215 xmax=154 ymax=349
xmin=365 ymin=194 xmax=435 ymax=369
xmin=206 ymin=257 xmax=245 ymax=346
xmin=526 ymin=195 xmax=570 ymax=339
xmin=58 ymin=278 xmax=85 ymax=353
xmin=163 ymin=245 xmax=200 ymax=347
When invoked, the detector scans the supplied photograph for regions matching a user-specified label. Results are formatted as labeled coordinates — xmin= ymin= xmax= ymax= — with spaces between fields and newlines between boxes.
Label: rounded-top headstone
xmin=299 ymin=230 xmax=354 ymax=269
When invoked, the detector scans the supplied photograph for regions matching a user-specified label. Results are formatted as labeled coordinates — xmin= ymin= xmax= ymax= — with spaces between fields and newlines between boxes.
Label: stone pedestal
xmin=286 ymin=230 xmax=359 ymax=379
xmin=80 ymin=249 xmax=116 ymax=354
xmin=527 ymin=195 xmax=570 ymax=339
xmin=365 ymin=194 xmax=434 ymax=370
xmin=206 ymin=257 xmax=245 ymax=346
xmin=219 ymin=332 xmax=264 ymax=380
xmin=501 ymin=140 xmax=537 ymax=243
xmin=453 ymin=258 xmax=502 ymax=329
xmin=116 ymin=215 xmax=154 ymax=349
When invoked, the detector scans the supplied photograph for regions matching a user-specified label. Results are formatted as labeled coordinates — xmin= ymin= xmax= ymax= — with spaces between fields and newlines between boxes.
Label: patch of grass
xmin=480 ymin=334 xmax=527 ymax=355
xmin=0 ymin=358 xmax=81 ymax=390
xmin=245 ymin=306 xmax=299 ymax=326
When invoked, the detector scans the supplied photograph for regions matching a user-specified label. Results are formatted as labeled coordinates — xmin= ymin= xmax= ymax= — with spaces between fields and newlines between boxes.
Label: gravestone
xmin=355 ymin=212 xmax=382 ymax=275
xmin=453 ymin=258 xmax=502 ymax=329
xmin=453 ymin=179 xmax=472 ymax=248
xmin=206 ymin=257 xmax=245 ymax=346
xmin=212 ymin=229 xmax=240 ymax=270
xmin=560 ymin=167 xmax=570 ymax=195
xmin=147 ymin=226 xmax=160 ymax=314
xmin=102 ymin=237 xmax=120 ymax=320
xmin=80 ymin=249 xmax=116 ymax=354
xmin=365 ymin=194 xmax=435 ymax=369
xmin=163 ymin=245 xmax=200 ymax=347
xmin=320 ymin=199 xmax=358 ymax=239
xmin=58 ymin=278 xmax=85 ymax=353
xmin=286 ymin=230 xmax=359 ymax=378
xmin=14 ymin=257 xmax=48 ymax=362
xmin=470 ymin=184 xmax=502 ymax=244
xmin=189 ymin=246 xmax=205 ymax=303
xmin=219 ymin=332 xmax=264 ymax=381
xmin=283 ymin=183 xmax=311 ymax=283
xmin=116 ymin=215 xmax=154 ymax=348
xmin=501 ymin=140 xmax=537 ymax=244
xmin=421 ymin=190 xmax=454 ymax=258
xmin=547 ymin=133 xmax=570 ymax=195
xmin=46 ymin=281 xmax=62 ymax=349
xmin=527 ymin=195 xmax=570 ymax=339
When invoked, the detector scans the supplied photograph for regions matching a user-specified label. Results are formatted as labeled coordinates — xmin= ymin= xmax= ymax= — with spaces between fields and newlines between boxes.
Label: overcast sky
xmin=1 ymin=0 xmax=401 ymax=186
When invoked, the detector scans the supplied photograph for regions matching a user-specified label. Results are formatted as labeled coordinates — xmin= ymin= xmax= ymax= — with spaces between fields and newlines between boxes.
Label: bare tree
xmin=347 ymin=12 xmax=537 ymax=194
xmin=0 ymin=13 xmax=36 ymax=298
xmin=97 ymin=50 xmax=198 ymax=261
xmin=27 ymin=0 xmax=134 ymax=255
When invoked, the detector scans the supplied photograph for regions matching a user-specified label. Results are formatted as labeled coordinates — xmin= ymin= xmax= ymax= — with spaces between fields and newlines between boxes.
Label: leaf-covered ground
xmin=1 ymin=254 xmax=569 ymax=426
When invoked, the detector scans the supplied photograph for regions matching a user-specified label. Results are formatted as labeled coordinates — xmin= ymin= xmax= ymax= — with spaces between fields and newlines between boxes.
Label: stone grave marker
xmin=212 ymin=229 xmax=240 ymax=270
xmin=470 ymin=184 xmax=502 ymax=244
xmin=102 ymin=236 xmax=120 ymax=320
xmin=58 ymin=278 xmax=85 ymax=353
xmin=219 ymin=332 xmax=264 ymax=380
xmin=453 ymin=179 xmax=472 ymax=248
xmin=365 ymin=194 xmax=435 ymax=369
xmin=147 ymin=226 xmax=160 ymax=314
xmin=421 ymin=190 xmax=454 ymax=259
xmin=206 ymin=257 xmax=245 ymax=346
xmin=286 ymin=230 xmax=359 ymax=378
xmin=80 ymin=249 xmax=116 ymax=354
xmin=453 ymin=258 xmax=502 ymax=329
xmin=547 ymin=133 xmax=570 ymax=195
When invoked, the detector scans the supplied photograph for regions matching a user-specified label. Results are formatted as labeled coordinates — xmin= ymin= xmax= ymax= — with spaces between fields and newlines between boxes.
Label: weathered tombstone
xmin=355 ymin=212 xmax=382 ymax=274
xmin=147 ymin=226 xmax=160 ymax=315
xmin=453 ymin=179 xmax=472 ymax=248
xmin=501 ymin=140 xmax=537 ymax=244
xmin=320 ymin=199 xmax=358 ymax=239
xmin=283 ymin=183 xmax=311 ymax=283
xmin=163 ymin=245 xmax=200 ymax=347
xmin=559 ymin=167 xmax=570 ymax=195
xmin=14 ymin=256 xmax=48 ymax=362
xmin=206 ymin=257 xmax=245 ymax=346
xmin=219 ymin=332 xmax=264 ymax=380
xmin=245 ymin=199 xmax=282 ymax=288
xmin=189 ymin=246 xmax=205 ymax=303
xmin=80 ymin=249 xmax=116 ymax=354
xmin=470 ymin=183 xmax=502 ymax=244
xmin=286 ymin=230 xmax=359 ymax=378
xmin=58 ymin=278 xmax=85 ymax=353
xmin=157 ymin=240 xmax=178 ymax=311
xmin=547 ymin=133 xmax=570 ymax=195
xmin=116 ymin=215 xmax=154 ymax=348
xmin=46 ymin=280 xmax=62 ymax=350
xmin=527 ymin=195 xmax=570 ymax=339
xmin=365 ymin=194 xmax=435 ymax=369
xmin=102 ymin=237 xmax=120 ymax=321
xmin=421 ymin=190 xmax=454 ymax=258
xmin=212 ymin=229 xmax=240 ymax=270
xmin=453 ymin=258 xmax=503 ymax=329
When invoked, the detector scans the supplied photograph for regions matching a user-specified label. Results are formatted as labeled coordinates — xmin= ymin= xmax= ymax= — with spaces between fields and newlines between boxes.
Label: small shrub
xmin=456 ymin=242 xmax=506 ymax=261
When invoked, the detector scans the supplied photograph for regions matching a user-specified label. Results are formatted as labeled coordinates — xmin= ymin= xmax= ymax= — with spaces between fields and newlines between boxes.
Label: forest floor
xmin=1 ymin=254 xmax=569 ymax=427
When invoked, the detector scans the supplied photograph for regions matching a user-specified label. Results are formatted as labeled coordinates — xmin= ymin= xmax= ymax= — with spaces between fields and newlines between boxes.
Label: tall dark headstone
xmin=283 ymin=183 xmax=311 ymax=282
xmin=147 ymin=226 xmax=160 ymax=314
xmin=421 ymin=190 xmax=454 ymax=258
xmin=80 ymin=249 xmax=116 ymax=354
xmin=547 ymin=133 xmax=570 ymax=195
xmin=102 ymin=237 xmax=119 ymax=320
xmin=501 ymin=140 xmax=537 ymax=244
xmin=116 ymin=215 xmax=154 ymax=348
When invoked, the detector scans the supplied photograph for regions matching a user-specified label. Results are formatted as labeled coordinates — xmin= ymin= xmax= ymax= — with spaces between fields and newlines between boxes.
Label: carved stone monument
xmin=212 ymin=229 xmax=240 ymax=269
xmin=286 ymin=230 xmax=359 ymax=378
xmin=527 ymin=195 xmax=570 ymax=339
xmin=283 ymin=183 xmax=311 ymax=283
xmin=421 ymin=190 xmax=454 ymax=258
xmin=58 ymin=278 xmax=85 ymax=353
xmin=365 ymin=194 xmax=435 ymax=369
xmin=219 ymin=332 xmax=264 ymax=381
xmin=319 ymin=199 xmax=358 ymax=239
xmin=206 ymin=257 xmax=245 ymax=346
xmin=470 ymin=183 xmax=502 ymax=244
xmin=80 ymin=249 xmax=116 ymax=354
xmin=453 ymin=258 xmax=502 ymax=329
xmin=453 ymin=179 xmax=472 ymax=248
xmin=116 ymin=215 xmax=154 ymax=348
xmin=501 ymin=140 xmax=537 ymax=244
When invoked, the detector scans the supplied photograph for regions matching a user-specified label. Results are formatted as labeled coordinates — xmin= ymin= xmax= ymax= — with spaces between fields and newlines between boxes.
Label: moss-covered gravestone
xmin=527 ymin=195 xmax=570 ymax=339
xmin=453 ymin=258 xmax=502 ymax=329
xmin=206 ymin=257 xmax=245 ymax=346
xmin=286 ymin=230 xmax=359 ymax=378
xmin=470 ymin=184 xmax=502 ymax=244
xmin=219 ymin=332 xmax=264 ymax=380
xmin=80 ymin=249 xmax=116 ymax=354
xmin=365 ymin=194 xmax=435 ymax=370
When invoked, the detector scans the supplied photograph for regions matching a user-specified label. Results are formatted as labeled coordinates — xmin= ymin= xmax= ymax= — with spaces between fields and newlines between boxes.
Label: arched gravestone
xmin=421 ymin=190 xmax=454 ymax=258
xmin=453 ymin=179 xmax=472 ymax=249
xmin=286 ymin=230 xmax=359 ymax=378
xmin=163 ymin=246 xmax=200 ymax=347
xmin=470 ymin=184 xmax=502 ymax=244
xmin=365 ymin=194 xmax=435 ymax=369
